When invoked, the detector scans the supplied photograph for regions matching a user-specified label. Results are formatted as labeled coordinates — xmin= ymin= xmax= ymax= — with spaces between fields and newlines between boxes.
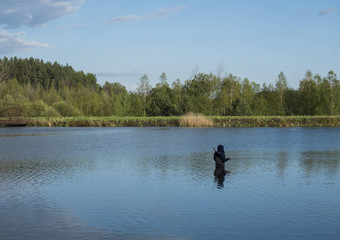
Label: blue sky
xmin=0 ymin=0 xmax=339 ymax=90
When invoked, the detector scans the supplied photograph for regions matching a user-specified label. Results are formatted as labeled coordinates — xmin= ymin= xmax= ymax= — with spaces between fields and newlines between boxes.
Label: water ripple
xmin=1 ymin=127 xmax=340 ymax=239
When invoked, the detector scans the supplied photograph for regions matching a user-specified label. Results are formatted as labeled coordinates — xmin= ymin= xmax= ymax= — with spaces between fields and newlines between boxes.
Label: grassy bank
xmin=212 ymin=116 xmax=340 ymax=127
xmin=21 ymin=116 xmax=340 ymax=127
xmin=25 ymin=116 xmax=180 ymax=127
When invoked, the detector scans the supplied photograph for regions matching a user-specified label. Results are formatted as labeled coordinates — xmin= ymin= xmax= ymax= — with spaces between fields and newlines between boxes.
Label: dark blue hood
xmin=217 ymin=145 xmax=224 ymax=152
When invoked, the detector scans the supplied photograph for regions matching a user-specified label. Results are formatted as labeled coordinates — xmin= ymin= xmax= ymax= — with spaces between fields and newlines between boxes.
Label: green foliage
xmin=214 ymin=74 xmax=241 ymax=115
xmin=318 ymin=71 xmax=340 ymax=115
xmin=1 ymin=57 xmax=340 ymax=118
xmin=27 ymin=100 xmax=60 ymax=117
xmin=147 ymin=84 xmax=173 ymax=116
xmin=299 ymin=71 xmax=318 ymax=115
xmin=102 ymin=82 xmax=130 ymax=116
xmin=182 ymin=73 xmax=216 ymax=115
xmin=147 ymin=73 xmax=180 ymax=116
xmin=137 ymin=74 xmax=151 ymax=116
xmin=0 ymin=94 xmax=27 ymax=117
xmin=23 ymin=116 xmax=340 ymax=128
xmin=275 ymin=72 xmax=288 ymax=115
xmin=128 ymin=93 xmax=144 ymax=116
xmin=0 ymin=57 xmax=99 ymax=90
xmin=1 ymin=78 xmax=24 ymax=98
xmin=52 ymin=101 xmax=81 ymax=117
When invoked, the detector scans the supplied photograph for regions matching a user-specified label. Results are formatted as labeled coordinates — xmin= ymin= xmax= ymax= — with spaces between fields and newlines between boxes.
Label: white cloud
xmin=106 ymin=6 xmax=186 ymax=24
xmin=0 ymin=30 xmax=51 ymax=54
xmin=0 ymin=0 xmax=83 ymax=28
xmin=318 ymin=8 xmax=335 ymax=16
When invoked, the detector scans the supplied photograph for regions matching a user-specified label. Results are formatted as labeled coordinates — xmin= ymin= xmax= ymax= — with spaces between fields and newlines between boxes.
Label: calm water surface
xmin=0 ymin=127 xmax=340 ymax=240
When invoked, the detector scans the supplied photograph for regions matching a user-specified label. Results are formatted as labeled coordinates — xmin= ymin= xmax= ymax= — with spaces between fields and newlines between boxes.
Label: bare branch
xmin=217 ymin=60 xmax=225 ymax=79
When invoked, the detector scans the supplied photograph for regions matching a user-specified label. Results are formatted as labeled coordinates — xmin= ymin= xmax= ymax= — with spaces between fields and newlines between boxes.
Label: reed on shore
xmin=179 ymin=113 xmax=214 ymax=127
xmin=18 ymin=115 xmax=340 ymax=127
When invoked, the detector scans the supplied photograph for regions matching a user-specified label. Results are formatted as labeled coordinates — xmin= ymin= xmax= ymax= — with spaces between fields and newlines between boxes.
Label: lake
xmin=1 ymin=127 xmax=340 ymax=240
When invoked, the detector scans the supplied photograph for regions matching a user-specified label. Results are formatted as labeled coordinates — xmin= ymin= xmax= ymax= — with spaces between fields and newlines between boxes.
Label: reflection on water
xmin=299 ymin=151 xmax=340 ymax=182
xmin=214 ymin=168 xmax=230 ymax=189
xmin=1 ymin=127 xmax=340 ymax=239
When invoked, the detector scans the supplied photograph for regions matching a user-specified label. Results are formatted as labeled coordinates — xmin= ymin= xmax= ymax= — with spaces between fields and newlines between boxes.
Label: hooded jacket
xmin=214 ymin=145 xmax=229 ymax=167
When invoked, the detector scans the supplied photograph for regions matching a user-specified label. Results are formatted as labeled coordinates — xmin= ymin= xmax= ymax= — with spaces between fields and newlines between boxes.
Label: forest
xmin=0 ymin=57 xmax=339 ymax=117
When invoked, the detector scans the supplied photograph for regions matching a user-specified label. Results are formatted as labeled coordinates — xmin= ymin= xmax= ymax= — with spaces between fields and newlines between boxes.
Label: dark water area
xmin=1 ymin=127 xmax=340 ymax=240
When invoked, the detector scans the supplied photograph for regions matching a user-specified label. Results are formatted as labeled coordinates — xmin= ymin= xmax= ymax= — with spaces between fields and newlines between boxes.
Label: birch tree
xmin=137 ymin=74 xmax=151 ymax=116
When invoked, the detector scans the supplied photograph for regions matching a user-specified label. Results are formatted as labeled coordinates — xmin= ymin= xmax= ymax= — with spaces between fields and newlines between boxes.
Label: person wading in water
xmin=213 ymin=145 xmax=230 ymax=188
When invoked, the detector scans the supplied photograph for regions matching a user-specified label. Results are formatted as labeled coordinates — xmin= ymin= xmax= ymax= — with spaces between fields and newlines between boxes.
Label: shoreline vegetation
xmin=18 ymin=115 xmax=340 ymax=127
xmin=2 ymin=58 xmax=340 ymax=120
xmin=1 ymin=58 xmax=340 ymax=129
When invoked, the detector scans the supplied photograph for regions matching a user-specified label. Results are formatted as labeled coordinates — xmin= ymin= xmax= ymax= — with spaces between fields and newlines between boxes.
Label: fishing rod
xmin=213 ymin=147 xmax=268 ymax=159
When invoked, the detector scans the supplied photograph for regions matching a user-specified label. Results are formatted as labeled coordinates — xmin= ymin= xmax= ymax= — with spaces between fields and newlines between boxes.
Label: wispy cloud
xmin=0 ymin=0 xmax=83 ymax=29
xmin=58 ymin=6 xmax=186 ymax=30
xmin=318 ymin=8 xmax=335 ymax=16
xmin=105 ymin=6 xmax=186 ymax=25
xmin=0 ymin=30 xmax=51 ymax=54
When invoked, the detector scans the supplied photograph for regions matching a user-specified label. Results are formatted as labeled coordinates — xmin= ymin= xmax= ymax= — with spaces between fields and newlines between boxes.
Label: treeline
xmin=1 ymin=57 xmax=339 ymax=117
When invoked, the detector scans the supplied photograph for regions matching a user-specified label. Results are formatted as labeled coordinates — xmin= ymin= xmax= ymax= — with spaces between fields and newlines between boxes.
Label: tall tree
xmin=0 ymin=60 xmax=10 ymax=91
xmin=158 ymin=72 xmax=169 ymax=87
xmin=147 ymin=73 xmax=178 ymax=116
xmin=321 ymin=71 xmax=340 ymax=115
xmin=171 ymin=78 xmax=184 ymax=115
xmin=182 ymin=73 xmax=216 ymax=115
xmin=216 ymin=74 xmax=241 ymax=115
xmin=137 ymin=74 xmax=151 ymax=116
xmin=299 ymin=71 xmax=318 ymax=115
xmin=275 ymin=72 xmax=288 ymax=115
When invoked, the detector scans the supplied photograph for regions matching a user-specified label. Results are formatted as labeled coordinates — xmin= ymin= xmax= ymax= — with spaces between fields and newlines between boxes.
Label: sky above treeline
xmin=0 ymin=0 xmax=339 ymax=91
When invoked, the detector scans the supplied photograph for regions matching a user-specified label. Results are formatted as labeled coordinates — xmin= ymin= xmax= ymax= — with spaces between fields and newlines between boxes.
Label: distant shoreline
xmin=16 ymin=116 xmax=340 ymax=127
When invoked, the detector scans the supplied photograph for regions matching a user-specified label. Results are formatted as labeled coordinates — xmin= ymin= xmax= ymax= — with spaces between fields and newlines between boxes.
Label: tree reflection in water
xmin=298 ymin=151 xmax=340 ymax=181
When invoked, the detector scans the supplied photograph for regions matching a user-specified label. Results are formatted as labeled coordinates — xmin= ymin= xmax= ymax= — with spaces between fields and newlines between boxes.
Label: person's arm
xmin=214 ymin=148 xmax=229 ymax=162
xmin=218 ymin=152 xmax=226 ymax=163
